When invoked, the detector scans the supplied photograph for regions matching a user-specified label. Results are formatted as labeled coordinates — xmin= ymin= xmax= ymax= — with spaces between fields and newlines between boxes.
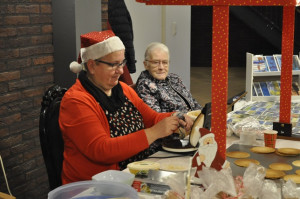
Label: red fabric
xmin=59 ymin=80 xmax=171 ymax=184
xmin=199 ymin=128 xmax=211 ymax=137
xmin=136 ymin=0 xmax=298 ymax=6
xmin=80 ymin=30 xmax=115 ymax=48
xmin=211 ymin=6 xmax=229 ymax=159
xmin=107 ymin=21 xmax=112 ymax=30
xmin=280 ymin=6 xmax=295 ymax=123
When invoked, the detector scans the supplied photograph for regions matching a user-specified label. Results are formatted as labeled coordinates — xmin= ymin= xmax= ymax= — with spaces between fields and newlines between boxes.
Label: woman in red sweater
xmin=59 ymin=30 xmax=193 ymax=184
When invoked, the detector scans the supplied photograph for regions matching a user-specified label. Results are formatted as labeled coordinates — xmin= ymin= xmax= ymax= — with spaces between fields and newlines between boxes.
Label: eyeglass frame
xmin=94 ymin=59 xmax=127 ymax=69
xmin=145 ymin=60 xmax=169 ymax=67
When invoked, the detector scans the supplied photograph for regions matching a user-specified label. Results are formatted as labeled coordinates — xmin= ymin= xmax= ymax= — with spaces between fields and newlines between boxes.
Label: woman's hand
xmin=172 ymin=112 xmax=194 ymax=132
xmin=144 ymin=116 xmax=180 ymax=145
xmin=171 ymin=112 xmax=194 ymax=138
xmin=181 ymin=114 xmax=193 ymax=132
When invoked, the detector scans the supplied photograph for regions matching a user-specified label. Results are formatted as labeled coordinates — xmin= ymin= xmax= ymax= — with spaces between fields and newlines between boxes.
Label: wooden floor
xmin=190 ymin=67 xmax=246 ymax=107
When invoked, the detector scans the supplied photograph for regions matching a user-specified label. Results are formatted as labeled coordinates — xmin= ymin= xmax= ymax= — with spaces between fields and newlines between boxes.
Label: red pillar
xmin=280 ymin=6 xmax=295 ymax=123
xmin=211 ymin=5 xmax=229 ymax=159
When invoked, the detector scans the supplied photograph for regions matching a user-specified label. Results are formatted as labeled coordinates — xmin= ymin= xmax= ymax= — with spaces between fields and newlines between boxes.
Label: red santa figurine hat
xmin=198 ymin=128 xmax=215 ymax=145
xmin=70 ymin=30 xmax=125 ymax=73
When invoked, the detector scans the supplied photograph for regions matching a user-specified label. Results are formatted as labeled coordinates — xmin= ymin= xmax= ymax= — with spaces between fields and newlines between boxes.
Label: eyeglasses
xmin=95 ymin=59 xmax=127 ymax=69
xmin=146 ymin=60 xmax=169 ymax=67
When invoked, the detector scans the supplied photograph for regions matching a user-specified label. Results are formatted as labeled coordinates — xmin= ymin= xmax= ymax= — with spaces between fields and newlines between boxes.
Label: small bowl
xmin=92 ymin=170 xmax=135 ymax=186
xmin=127 ymin=161 xmax=160 ymax=176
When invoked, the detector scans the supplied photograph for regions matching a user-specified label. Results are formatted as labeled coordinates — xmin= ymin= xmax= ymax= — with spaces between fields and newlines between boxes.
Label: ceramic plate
xmin=162 ymin=145 xmax=197 ymax=153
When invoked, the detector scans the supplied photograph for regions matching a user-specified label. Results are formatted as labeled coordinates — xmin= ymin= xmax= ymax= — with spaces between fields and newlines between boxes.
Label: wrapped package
xmin=195 ymin=167 xmax=237 ymax=199
xmin=161 ymin=171 xmax=186 ymax=199
xmin=282 ymin=179 xmax=300 ymax=199
xmin=259 ymin=180 xmax=281 ymax=199
xmin=242 ymin=163 xmax=265 ymax=198
xmin=232 ymin=116 xmax=268 ymax=140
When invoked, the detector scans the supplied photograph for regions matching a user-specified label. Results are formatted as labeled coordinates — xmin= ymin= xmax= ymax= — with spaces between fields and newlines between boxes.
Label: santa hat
xmin=70 ymin=30 xmax=125 ymax=73
xmin=198 ymin=128 xmax=214 ymax=144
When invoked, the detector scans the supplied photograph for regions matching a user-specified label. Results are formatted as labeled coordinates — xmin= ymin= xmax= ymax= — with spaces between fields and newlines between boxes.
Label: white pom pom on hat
xmin=69 ymin=30 xmax=125 ymax=74
xmin=69 ymin=61 xmax=83 ymax=73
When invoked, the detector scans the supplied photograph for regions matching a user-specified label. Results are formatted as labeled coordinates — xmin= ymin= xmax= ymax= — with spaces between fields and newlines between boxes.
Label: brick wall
xmin=0 ymin=1 xmax=107 ymax=198
xmin=102 ymin=0 xmax=108 ymax=31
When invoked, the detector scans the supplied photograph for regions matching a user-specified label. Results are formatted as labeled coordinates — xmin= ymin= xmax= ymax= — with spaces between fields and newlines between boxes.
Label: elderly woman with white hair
xmin=59 ymin=31 xmax=193 ymax=184
xmin=136 ymin=42 xmax=202 ymax=113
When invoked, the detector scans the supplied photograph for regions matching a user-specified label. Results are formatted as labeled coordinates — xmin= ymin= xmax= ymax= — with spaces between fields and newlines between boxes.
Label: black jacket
xmin=108 ymin=0 xmax=136 ymax=73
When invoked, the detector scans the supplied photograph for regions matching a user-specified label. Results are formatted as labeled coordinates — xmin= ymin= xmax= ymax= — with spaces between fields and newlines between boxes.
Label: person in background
xmin=136 ymin=42 xmax=202 ymax=113
xmin=108 ymin=0 xmax=136 ymax=85
xmin=60 ymin=30 xmax=193 ymax=184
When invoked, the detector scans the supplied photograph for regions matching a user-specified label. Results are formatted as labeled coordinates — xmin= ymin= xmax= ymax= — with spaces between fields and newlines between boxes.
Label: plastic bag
xmin=242 ymin=163 xmax=265 ymax=198
xmin=195 ymin=167 xmax=237 ymax=198
xmin=259 ymin=180 xmax=281 ymax=199
xmin=189 ymin=185 xmax=204 ymax=199
xmin=232 ymin=116 xmax=267 ymax=140
xmin=161 ymin=171 xmax=186 ymax=199
xmin=282 ymin=179 xmax=300 ymax=199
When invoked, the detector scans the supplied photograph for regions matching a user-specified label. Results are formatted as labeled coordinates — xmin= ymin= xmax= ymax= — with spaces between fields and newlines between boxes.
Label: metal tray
xmin=226 ymin=144 xmax=300 ymax=178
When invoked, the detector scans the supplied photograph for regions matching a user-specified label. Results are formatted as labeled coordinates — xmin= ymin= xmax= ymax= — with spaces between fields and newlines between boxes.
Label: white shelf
xmin=251 ymin=95 xmax=300 ymax=102
xmin=245 ymin=52 xmax=300 ymax=101
xmin=253 ymin=71 xmax=300 ymax=76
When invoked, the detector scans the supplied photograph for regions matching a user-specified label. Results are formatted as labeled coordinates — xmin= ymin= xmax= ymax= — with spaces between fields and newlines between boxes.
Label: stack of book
xmin=252 ymin=54 xmax=300 ymax=72
xmin=253 ymin=81 xmax=280 ymax=96
xmin=252 ymin=81 xmax=300 ymax=96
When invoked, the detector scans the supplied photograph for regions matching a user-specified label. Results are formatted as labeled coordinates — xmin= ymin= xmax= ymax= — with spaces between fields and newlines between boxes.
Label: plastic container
xmin=92 ymin=170 xmax=135 ymax=186
xmin=240 ymin=131 xmax=256 ymax=145
xmin=48 ymin=180 xmax=138 ymax=199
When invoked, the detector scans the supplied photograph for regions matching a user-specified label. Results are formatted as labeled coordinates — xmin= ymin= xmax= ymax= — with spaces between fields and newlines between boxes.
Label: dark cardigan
xmin=108 ymin=0 xmax=136 ymax=73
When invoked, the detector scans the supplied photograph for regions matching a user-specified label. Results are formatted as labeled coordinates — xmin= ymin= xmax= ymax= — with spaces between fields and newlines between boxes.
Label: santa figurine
xmin=191 ymin=128 xmax=230 ymax=177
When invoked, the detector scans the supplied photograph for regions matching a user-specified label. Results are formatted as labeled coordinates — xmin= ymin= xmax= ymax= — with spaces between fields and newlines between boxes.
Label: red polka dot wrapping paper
xmin=280 ymin=6 xmax=295 ymax=124
xmin=211 ymin=6 xmax=229 ymax=159
xmin=136 ymin=0 xmax=298 ymax=159
xmin=136 ymin=0 xmax=299 ymax=6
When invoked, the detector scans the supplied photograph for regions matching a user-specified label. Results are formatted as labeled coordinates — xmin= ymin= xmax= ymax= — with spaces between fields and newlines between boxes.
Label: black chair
xmin=201 ymin=102 xmax=211 ymax=130
xmin=39 ymin=85 xmax=67 ymax=190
